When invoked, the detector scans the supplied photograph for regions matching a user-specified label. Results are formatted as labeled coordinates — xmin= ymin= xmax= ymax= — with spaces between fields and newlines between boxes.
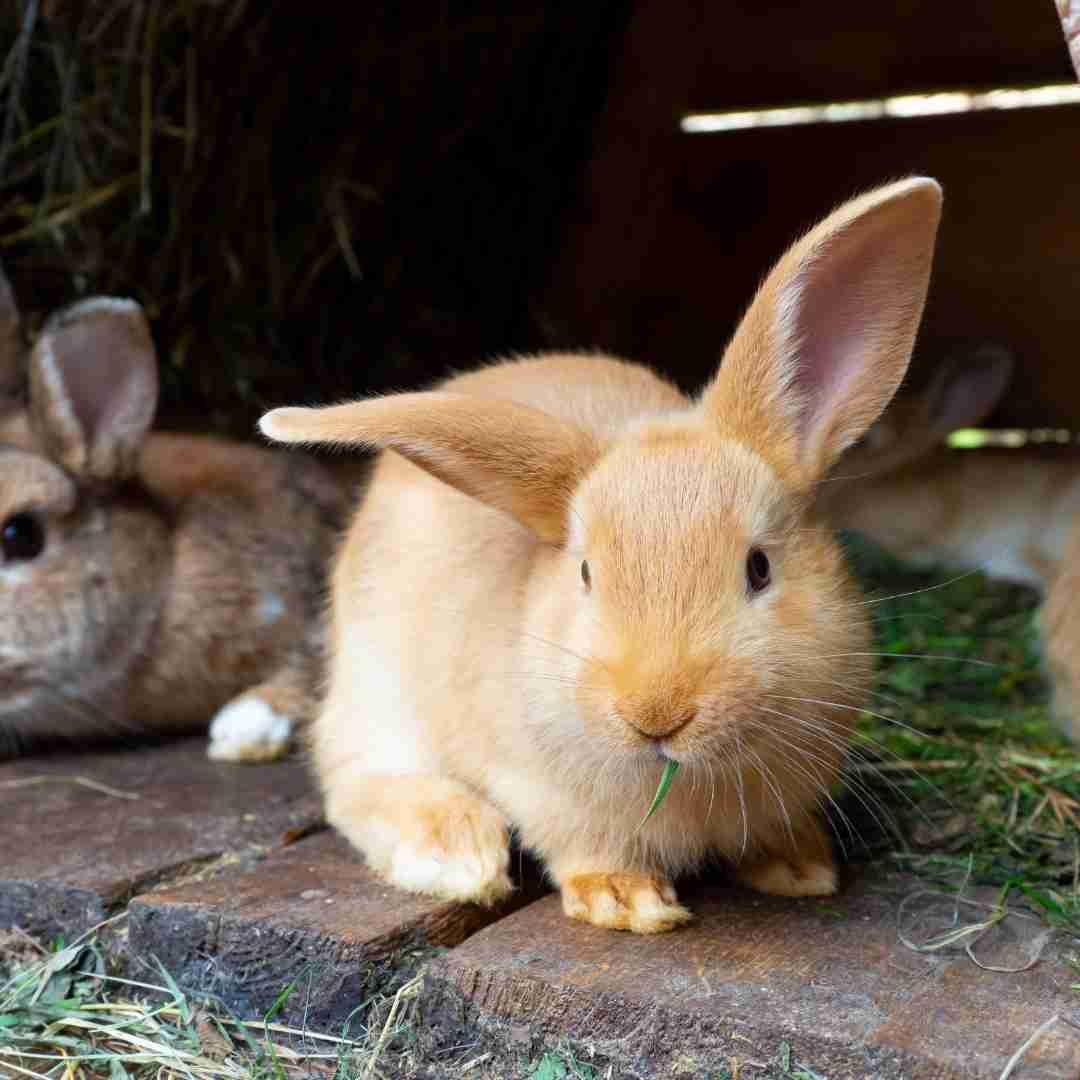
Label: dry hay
xmin=0 ymin=1 xmax=628 ymax=432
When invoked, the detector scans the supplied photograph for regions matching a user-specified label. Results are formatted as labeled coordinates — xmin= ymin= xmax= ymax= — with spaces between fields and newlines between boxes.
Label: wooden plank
xmin=677 ymin=0 xmax=1075 ymax=111
xmin=128 ymin=831 xmax=531 ymax=1029
xmin=0 ymin=740 xmax=320 ymax=940
xmin=420 ymin=870 xmax=1080 ymax=1079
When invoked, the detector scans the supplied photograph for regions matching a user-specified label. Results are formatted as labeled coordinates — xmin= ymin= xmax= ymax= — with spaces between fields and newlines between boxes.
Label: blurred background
xmin=0 ymin=1 xmax=1077 ymax=434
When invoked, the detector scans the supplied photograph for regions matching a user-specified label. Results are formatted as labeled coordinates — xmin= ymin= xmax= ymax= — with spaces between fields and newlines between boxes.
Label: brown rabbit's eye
xmin=2 ymin=513 xmax=45 ymax=563
xmin=746 ymin=547 xmax=770 ymax=593
xmin=581 ymin=559 xmax=591 ymax=591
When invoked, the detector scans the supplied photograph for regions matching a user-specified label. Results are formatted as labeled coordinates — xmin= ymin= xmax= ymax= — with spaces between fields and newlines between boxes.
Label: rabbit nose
xmin=618 ymin=700 xmax=697 ymax=739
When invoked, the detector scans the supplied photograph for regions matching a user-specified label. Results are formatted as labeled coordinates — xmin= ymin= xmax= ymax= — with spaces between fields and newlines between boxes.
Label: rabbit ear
xmin=29 ymin=297 xmax=159 ymax=484
xmin=921 ymin=343 xmax=1013 ymax=438
xmin=0 ymin=263 xmax=24 ymax=403
xmin=261 ymin=391 xmax=601 ymax=543
xmin=701 ymin=177 xmax=942 ymax=488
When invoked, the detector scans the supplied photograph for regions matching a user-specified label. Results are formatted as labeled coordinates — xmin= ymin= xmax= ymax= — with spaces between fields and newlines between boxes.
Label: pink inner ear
xmin=55 ymin=321 xmax=132 ymax=438
xmin=783 ymin=219 xmax=904 ymax=455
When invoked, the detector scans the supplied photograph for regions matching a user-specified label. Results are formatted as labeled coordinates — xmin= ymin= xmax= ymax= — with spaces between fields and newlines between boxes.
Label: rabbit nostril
xmin=667 ymin=708 xmax=697 ymax=735
xmin=618 ymin=702 xmax=698 ymax=739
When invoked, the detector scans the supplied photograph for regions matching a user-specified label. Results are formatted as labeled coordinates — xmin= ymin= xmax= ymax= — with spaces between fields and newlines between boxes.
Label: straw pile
xmin=0 ymin=2 xmax=629 ymax=432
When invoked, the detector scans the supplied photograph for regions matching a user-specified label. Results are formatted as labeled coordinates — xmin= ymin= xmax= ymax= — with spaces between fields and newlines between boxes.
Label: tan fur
xmin=0 ymin=285 xmax=357 ymax=760
xmin=561 ymin=872 xmax=692 ymax=933
xmin=821 ymin=345 xmax=1080 ymax=741
xmin=262 ymin=179 xmax=942 ymax=931
xmin=1042 ymin=519 xmax=1080 ymax=735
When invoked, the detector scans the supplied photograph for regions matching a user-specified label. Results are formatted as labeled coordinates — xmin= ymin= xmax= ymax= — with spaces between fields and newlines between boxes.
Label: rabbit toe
xmin=561 ymin=872 xmax=691 ymax=933
xmin=207 ymin=695 xmax=292 ymax=763
xmin=737 ymin=855 xmax=837 ymax=897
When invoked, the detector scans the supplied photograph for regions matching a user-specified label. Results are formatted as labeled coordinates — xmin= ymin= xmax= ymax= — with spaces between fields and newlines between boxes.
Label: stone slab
xmin=129 ymin=830 xmax=537 ymax=1030
xmin=0 ymin=739 xmax=321 ymax=939
xmin=421 ymin=870 xmax=1080 ymax=1079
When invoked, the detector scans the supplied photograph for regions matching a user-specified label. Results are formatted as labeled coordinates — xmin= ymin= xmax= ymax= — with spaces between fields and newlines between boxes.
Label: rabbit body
xmin=828 ymin=443 xmax=1080 ymax=589
xmin=0 ymin=290 xmax=353 ymax=761
xmin=263 ymin=178 xmax=944 ymax=930
xmin=316 ymin=356 xmax=867 ymax=928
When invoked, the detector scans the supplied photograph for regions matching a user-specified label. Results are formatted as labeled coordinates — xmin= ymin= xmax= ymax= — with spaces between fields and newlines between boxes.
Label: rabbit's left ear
xmin=29 ymin=297 xmax=159 ymax=484
xmin=0 ymin=263 xmax=24 ymax=404
xmin=702 ymin=178 xmax=942 ymax=487
xmin=261 ymin=391 xmax=602 ymax=544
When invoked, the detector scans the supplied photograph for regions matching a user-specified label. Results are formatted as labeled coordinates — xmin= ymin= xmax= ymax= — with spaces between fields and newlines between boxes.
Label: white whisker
xmin=765 ymin=693 xmax=929 ymax=739
xmin=818 ymin=652 xmax=998 ymax=668
xmin=859 ymin=568 xmax=984 ymax=605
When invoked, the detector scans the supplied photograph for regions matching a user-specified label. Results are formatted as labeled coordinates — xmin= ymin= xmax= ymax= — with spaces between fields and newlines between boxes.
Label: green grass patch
xmin=841 ymin=533 xmax=1080 ymax=933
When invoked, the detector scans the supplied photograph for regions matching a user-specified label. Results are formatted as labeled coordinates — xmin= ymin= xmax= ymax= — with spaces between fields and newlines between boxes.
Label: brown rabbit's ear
xmin=702 ymin=177 xmax=942 ymax=488
xmin=29 ymin=297 xmax=159 ymax=485
xmin=261 ymin=391 xmax=601 ymax=543
xmin=920 ymin=343 xmax=1013 ymax=438
xmin=838 ymin=343 xmax=1014 ymax=478
xmin=0 ymin=263 xmax=24 ymax=404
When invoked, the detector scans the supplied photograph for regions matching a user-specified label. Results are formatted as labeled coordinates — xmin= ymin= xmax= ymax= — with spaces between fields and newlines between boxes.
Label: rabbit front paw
xmin=333 ymin=780 xmax=513 ymax=906
xmin=560 ymin=872 xmax=691 ymax=933
xmin=387 ymin=794 xmax=512 ymax=905
xmin=207 ymin=694 xmax=292 ymax=763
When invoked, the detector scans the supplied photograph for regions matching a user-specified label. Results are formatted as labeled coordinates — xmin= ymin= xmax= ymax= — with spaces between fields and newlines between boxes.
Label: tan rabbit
xmin=0 ymin=275 xmax=354 ymax=762
xmin=260 ymin=178 xmax=942 ymax=932
xmin=821 ymin=343 xmax=1080 ymax=740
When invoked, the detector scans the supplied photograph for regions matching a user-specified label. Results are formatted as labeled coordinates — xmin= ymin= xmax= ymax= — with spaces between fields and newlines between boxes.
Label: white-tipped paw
xmin=561 ymin=872 xmax=691 ymax=934
xmin=376 ymin=796 xmax=512 ymax=906
xmin=207 ymin=695 xmax=292 ymax=763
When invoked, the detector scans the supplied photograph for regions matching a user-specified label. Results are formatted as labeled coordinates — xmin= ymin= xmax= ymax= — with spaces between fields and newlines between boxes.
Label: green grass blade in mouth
xmin=638 ymin=759 xmax=680 ymax=829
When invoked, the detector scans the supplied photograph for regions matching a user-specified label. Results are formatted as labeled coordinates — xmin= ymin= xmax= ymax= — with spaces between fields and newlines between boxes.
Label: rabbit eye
xmin=746 ymin=547 xmax=770 ymax=593
xmin=581 ymin=559 xmax=591 ymax=591
xmin=2 ymin=513 xmax=45 ymax=564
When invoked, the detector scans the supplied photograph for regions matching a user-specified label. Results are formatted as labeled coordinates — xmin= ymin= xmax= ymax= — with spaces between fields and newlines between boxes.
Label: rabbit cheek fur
xmin=264 ymin=178 xmax=943 ymax=931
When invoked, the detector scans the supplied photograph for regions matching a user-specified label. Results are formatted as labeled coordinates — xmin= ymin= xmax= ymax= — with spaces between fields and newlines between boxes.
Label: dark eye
xmin=746 ymin=547 xmax=770 ymax=593
xmin=581 ymin=559 xmax=591 ymax=591
xmin=2 ymin=513 xmax=45 ymax=563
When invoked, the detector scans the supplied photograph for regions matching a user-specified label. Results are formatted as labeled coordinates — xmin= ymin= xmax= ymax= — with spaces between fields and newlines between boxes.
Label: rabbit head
xmin=0 ymin=295 xmax=168 ymax=750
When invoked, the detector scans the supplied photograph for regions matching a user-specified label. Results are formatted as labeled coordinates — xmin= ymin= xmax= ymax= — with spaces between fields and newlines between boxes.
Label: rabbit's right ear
xmin=702 ymin=178 xmax=942 ymax=489
xmin=261 ymin=392 xmax=601 ymax=544
xmin=29 ymin=298 xmax=159 ymax=485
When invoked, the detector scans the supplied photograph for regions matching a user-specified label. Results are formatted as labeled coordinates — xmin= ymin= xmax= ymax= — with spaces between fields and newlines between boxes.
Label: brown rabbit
xmin=261 ymin=178 xmax=943 ymax=932
xmin=0 ymin=272 xmax=354 ymax=762
xmin=820 ymin=344 xmax=1080 ymax=740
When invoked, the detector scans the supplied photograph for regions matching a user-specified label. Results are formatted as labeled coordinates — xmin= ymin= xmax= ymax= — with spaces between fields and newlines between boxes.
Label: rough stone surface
xmin=128 ymin=830 xmax=527 ymax=1029
xmin=421 ymin=870 xmax=1080 ymax=1079
xmin=0 ymin=739 xmax=320 ymax=939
